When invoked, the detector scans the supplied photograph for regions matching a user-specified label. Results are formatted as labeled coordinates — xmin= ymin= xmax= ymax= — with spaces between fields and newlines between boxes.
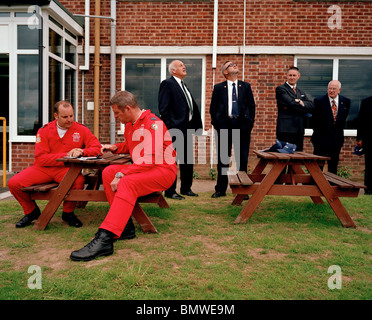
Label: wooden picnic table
xmin=22 ymin=153 xmax=168 ymax=232
xmin=228 ymin=151 xmax=366 ymax=228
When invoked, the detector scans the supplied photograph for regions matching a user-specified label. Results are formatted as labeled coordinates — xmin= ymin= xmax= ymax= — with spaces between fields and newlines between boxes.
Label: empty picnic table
xmin=228 ymin=151 xmax=365 ymax=228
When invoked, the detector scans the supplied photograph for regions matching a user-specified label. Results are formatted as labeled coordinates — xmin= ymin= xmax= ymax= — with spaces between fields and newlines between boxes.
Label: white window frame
xmin=295 ymin=55 xmax=372 ymax=137
xmin=4 ymin=7 xmax=80 ymax=143
xmin=119 ymin=55 xmax=206 ymax=135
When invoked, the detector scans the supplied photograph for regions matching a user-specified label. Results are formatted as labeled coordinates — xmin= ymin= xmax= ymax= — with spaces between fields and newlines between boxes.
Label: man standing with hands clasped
xmin=209 ymin=61 xmax=256 ymax=198
xmin=158 ymin=60 xmax=203 ymax=200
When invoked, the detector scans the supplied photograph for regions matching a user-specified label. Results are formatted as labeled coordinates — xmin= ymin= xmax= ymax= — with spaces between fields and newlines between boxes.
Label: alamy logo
xmin=27 ymin=5 xmax=42 ymax=30
xmin=328 ymin=5 xmax=342 ymax=30
xmin=28 ymin=265 xmax=42 ymax=289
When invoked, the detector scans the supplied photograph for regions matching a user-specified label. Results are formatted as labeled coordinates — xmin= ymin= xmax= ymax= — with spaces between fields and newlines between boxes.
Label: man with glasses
xmin=210 ymin=61 xmax=256 ymax=198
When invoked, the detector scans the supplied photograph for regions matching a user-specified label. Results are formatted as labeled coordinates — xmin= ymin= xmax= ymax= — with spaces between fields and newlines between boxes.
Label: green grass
xmin=0 ymin=192 xmax=371 ymax=300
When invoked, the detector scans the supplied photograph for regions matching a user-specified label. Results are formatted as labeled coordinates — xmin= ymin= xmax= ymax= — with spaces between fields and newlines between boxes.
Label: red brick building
xmin=1 ymin=0 xmax=372 ymax=180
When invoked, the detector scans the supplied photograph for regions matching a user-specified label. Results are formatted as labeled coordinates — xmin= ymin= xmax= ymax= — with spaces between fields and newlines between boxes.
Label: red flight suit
xmin=8 ymin=120 xmax=101 ymax=214
xmin=99 ymin=109 xmax=177 ymax=236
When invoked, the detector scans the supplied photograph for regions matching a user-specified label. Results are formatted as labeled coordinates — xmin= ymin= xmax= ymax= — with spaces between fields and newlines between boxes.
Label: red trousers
xmin=8 ymin=166 xmax=85 ymax=214
xmin=99 ymin=164 xmax=176 ymax=236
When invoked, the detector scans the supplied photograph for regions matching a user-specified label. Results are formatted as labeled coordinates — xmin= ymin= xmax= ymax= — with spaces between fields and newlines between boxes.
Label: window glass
xmin=125 ymin=59 xmax=161 ymax=115
xmin=49 ymin=28 xmax=62 ymax=57
xmin=65 ymin=65 xmax=76 ymax=107
xmin=17 ymin=25 xmax=38 ymax=50
xmin=65 ymin=40 xmax=76 ymax=65
xmin=17 ymin=55 xmax=39 ymax=135
xmin=338 ymin=60 xmax=372 ymax=129
xmin=0 ymin=12 xmax=10 ymax=17
xmin=49 ymin=57 xmax=62 ymax=121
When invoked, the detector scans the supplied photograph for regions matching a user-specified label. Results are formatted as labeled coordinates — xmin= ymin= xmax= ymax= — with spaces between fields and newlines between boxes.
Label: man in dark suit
xmin=311 ymin=80 xmax=351 ymax=174
xmin=158 ymin=60 xmax=203 ymax=199
xmin=275 ymin=66 xmax=314 ymax=151
xmin=357 ymin=96 xmax=372 ymax=194
xmin=209 ymin=61 xmax=256 ymax=198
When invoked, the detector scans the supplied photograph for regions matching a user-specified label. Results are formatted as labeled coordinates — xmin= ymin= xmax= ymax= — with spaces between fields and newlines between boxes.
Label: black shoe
xmin=15 ymin=206 xmax=41 ymax=228
xmin=243 ymin=195 xmax=249 ymax=200
xmin=70 ymin=229 xmax=114 ymax=261
xmin=211 ymin=191 xmax=226 ymax=198
xmin=62 ymin=211 xmax=83 ymax=228
xmin=181 ymin=190 xmax=198 ymax=197
xmin=116 ymin=217 xmax=136 ymax=241
xmin=165 ymin=192 xmax=185 ymax=200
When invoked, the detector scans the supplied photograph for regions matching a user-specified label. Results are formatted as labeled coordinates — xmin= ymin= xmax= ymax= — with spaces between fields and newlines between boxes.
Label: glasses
xmin=225 ymin=63 xmax=237 ymax=70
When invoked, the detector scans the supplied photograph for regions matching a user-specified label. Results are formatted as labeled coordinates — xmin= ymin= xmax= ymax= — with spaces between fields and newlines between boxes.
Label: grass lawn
xmin=0 ymin=191 xmax=371 ymax=300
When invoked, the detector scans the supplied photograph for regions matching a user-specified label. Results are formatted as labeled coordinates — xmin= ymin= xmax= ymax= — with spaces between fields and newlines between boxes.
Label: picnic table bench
xmin=228 ymin=151 xmax=366 ymax=228
xmin=21 ymin=153 xmax=169 ymax=233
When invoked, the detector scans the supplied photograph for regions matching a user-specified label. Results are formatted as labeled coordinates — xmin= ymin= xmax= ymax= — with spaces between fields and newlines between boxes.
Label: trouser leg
xmin=100 ymin=166 xmax=176 ymax=236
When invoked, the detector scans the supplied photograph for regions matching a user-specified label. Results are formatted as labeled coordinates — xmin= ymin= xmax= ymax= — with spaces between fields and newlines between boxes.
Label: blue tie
xmin=232 ymin=83 xmax=238 ymax=118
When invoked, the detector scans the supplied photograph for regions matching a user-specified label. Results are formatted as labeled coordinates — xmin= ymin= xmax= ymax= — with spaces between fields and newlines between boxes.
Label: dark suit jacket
xmin=311 ymin=94 xmax=351 ymax=152
xmin=158 ymin=76 xmax=202 ymax=133
xmin=209 ymin=80 xmax=256 ymax=130
xmin=275 ymin=82 xmax=314 ymax=135
xmin=357 ymin=96 xmax=372 ymax=147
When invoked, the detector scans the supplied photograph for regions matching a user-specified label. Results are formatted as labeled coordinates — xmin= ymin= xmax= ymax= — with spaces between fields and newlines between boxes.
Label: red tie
xmin=331 ymin=99 xmax=337 ymax=122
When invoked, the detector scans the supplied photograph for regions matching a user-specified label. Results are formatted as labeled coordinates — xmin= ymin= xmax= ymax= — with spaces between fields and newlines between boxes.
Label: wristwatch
xmin=115 ymin=172 xmax=124 ymax=179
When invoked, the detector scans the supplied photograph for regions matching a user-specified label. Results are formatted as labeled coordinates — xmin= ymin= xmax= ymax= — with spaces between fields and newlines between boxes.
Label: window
xmin=296 ymin=57 xmax=372 ymax=134
xmin=16 ymin=25 xmax=39 ymax=136
xmin=123 ymin=57 xmax=204 ymax=124
xmin=47 ymin=18 xmax=78 ymax=122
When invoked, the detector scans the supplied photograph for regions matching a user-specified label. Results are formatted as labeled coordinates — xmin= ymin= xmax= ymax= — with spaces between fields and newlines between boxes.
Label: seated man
xmin=70 ymin=90 xmax=177 ymax=261
xmin=8 ymin=100 xmax=101 ymax=228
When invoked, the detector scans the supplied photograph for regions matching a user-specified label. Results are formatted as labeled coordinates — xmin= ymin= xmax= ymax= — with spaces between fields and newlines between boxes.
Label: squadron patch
xmin=72 ymin=132 xmax=81 ymax=142
xmin=151 ymin=123 xmax=158 ymax=130
xmin=36 ymin=134 xmax=41 ymax=143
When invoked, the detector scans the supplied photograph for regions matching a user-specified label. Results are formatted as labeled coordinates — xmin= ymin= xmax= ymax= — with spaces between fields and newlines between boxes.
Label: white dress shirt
xmin=227 ymin=79 xmax=238 ymax=117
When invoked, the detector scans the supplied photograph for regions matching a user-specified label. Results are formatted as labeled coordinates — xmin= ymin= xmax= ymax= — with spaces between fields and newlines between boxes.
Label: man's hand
xmin=101 ymin=144 xmax=118 ymax=153
xmin=66 ymin=148 xmax=84 ymax=158
xmin=110 ymin=177 xmax=120 ymax=192
xmin=295 ymin=99 xmax=305 ymax=106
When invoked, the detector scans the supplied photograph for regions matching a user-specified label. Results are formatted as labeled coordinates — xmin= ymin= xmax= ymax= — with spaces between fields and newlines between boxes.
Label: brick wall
xmin=10 ymin=0 xmax=371 ymax=181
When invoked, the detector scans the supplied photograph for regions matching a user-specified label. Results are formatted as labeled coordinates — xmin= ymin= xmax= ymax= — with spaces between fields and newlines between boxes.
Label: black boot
xmin=62 ymin=211 xmax=83 ymax=228
xmin=16 ymin=206 xmax=41 ymax=228
xmin=70 ymin=229 xmax=114 ymax=261
xmin=117 ymin=217 xmax=136 ymax=241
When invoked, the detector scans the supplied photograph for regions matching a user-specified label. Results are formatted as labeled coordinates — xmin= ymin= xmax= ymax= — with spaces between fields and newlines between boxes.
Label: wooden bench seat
xmin=21 ymin=182 xmax=169 ymax=234
xmin=323 ymin=172 xmax=366 ymax=190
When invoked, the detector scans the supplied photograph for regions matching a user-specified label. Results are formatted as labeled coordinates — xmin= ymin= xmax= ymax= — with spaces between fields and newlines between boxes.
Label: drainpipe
xmin=210 ymin=0 xmax=218 ymax=168
xmin=79 ymin=0 xmax=90 ymax=71
xmin=36 ymin=5 xmax=43 ymax=131
xmin=94 ymin=0 xmax=101 ymax=138
xmin=242 ymin=0 xmax=246 ymax=81
xmin=110 ymin=0 xmax=116 ymax=144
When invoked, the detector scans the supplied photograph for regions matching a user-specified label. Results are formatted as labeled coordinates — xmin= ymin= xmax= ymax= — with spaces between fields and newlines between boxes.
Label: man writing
xmin=70 ymin=90 xmax=177 ymax=261
xmin=9 ymin=100 xmax=101 ymax=228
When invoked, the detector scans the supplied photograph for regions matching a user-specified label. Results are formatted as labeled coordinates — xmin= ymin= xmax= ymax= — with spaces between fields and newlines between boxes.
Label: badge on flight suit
xmin=36 ymin=134 xmax=41 ymax=143
xmin=72 ymin=132 xmax=80 ymax=142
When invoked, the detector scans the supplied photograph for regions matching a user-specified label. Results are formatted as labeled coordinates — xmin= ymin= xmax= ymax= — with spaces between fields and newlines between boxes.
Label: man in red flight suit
xmin=70 ymin=90 xmax=177 ymax=261
xmin=8 ymin=100 xmax=101 ymax=228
